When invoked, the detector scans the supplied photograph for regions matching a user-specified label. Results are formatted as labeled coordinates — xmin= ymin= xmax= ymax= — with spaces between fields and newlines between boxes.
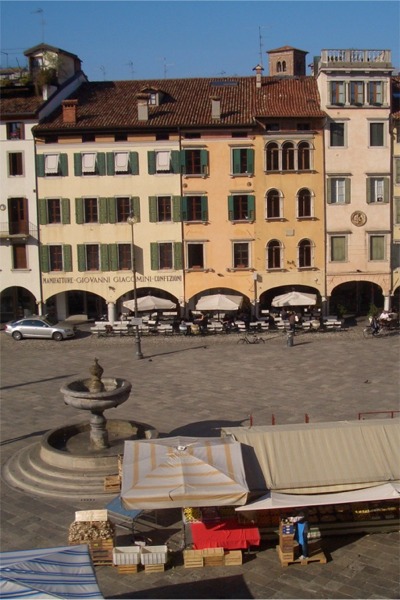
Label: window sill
xmin=226 ymin=267 xmax=251 ymax=272
xmin=298 ymin=267 xmax=318 ymax=271
xmin=265 ymin=218 xmax=285 ymax=222
xmin=11 ymin=268 xmax=31 ymax=272
xmin=184 ymin=220 xmax=208 ymax=224
xmin=229 ymin=173 xmax=254 ymax=178
xmin=297 ymin=216 xmax=317 ymax=221
xmin=266 ymin=268 xmax=286 ymax=272
xmin=183 ymin=174 xmax=208 ymax=179
xmin=231 ymin=220 xmax=255 ymax=224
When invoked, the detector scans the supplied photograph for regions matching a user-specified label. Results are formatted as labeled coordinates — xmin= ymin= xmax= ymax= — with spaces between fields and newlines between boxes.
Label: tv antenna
xmin=32 ymin=8 xmax=45 ymax=42
xmin=258 ymin=26 xmax=264 ymax=66
xmin=99 ymin=65 xmax=106 ymax=80
xmin=161 ymin=56 xmax=174 ymax=78
xmin=126 ymin=61 xmax=135 ymax=78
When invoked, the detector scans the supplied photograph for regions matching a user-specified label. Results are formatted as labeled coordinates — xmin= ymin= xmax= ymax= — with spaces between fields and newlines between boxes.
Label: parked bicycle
xmin=237 ymin=332 xmax=265 ymax=344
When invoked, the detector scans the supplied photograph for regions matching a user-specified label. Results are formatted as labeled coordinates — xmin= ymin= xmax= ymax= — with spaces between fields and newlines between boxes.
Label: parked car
xmin=4 ymin=317 xmax=75 ymax=341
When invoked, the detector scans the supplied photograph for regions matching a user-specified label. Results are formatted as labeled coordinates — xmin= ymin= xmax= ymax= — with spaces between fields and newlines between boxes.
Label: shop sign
xmin=42 ymin=274 xmax=183 ymax=285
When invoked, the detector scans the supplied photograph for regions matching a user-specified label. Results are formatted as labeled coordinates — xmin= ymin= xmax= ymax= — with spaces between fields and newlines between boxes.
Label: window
xmin=157 ymin=196 xmax=172 ymax=222
xmin=233 ymin=242 xmax=249 ymax=269
xmin=147 ymin=150 xmax=179 ymax=174
xmin=330 ymin=122 xmax=345 ymax=147
xmin=158 ymin=243 xmax=173 ymax=269
xmin=8 ymin=152 xmax=23 ymax=176
xmin=149 ymin=196 xmax=180 ymax=223
xmin=182 ymin=149 xmax=208 ymax=175
xmin=36 ymin=153 xmax=68 ymax=177
xmin=297 ymin=188 xmax=313 ymax=218
xmin=265 ymin=141 xmax=312 ymax=172
xmin=8 ymin=197 xmax=28 ymax=234
xmin=298 ymin=239 xmax=313 ymax=268
xmin=182 ymin=196 xmax=208 ymax=222
xmin=330 ymin=235 xmax=347 ymax=262
xmin=74 ymin=152 xmax=106 ymax=176
xmin=369 ymin=235 xmax=385 ymax=261
xmin=49 ymin=245 xmax=63 ymax=271
xmin=44 ymin=154 xmax=60 ymax=175
xmin=84 ymin=198 xmax=98 ymax=223
xmin=228 ymin=195 xmax=255 ymax=221
xmin=327 ymin=178 xmax=350 ymax=204
xmin=116 ymin=197 xmax=133 ymax=222
xmin=395 ymin=158 xmax=400 ymax=185
xmin=266 ymin=142 xmax=279 ymax=171
xmin=118 ymin=244 xmax=132 ymax=270
xmin=368 ymin=81 xmax=383 ymax=105
xmin=39 ymin=198 xmax=70 ymax=225
xmin=106 ymin=151 xmax=139 ymax=175
xmin=85 ymin=244 xmax=100 ymax=270
xmin=298 ymin=142 xmax=310 ymax=170
xmin=231 ymin=148 xmax=254 ymax=175
xmin=266 ymin=240 xmax=282 ymax=269
xmin=187 ymin=243 xmax=205 ymax=269
xmin=114 ymin=152 xmax=129 ymax=174
xmin=12 ymin=244 xmax=27 ymax=269
xmin=350 ymin=81 xmax=364 ymax=105
xmin=282 ymin=142 xmax=295 ymax=171
xmin=367 ymin=177 xmax=388 ymax=203
xmin=7 ymin=122 xmax=24 ymax=140
xmin=265 ymin=189 xmax=282 ymax=219
xmin=330 ymin=81 xmax=345 ymax=105
xmin=369 ymin=123 xmax=384 ymax=147
xmin=395 ymin=197 xmax=400 ymax=225
xmin=150 ymin=242 xmax=182 ymax=270
xmin=47 ymin=198 xmax=61 ymax=224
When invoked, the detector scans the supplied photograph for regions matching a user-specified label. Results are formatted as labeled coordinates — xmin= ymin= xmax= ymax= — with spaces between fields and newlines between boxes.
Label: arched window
xmin=265 ymin=189 xmax=282 ymax=219
xmin=298 ymin=239 xmax=313 ymax=268
xmin=282 ymin=61 xmax=287 ymax=72
xmin=298 ymin=141 xmax=311 ymax=170
xmin=267 ymin=240 xmax=282 ymax=269
xmin=277 ymin=61 xmax=282 ymax=73
xmin=266 ymin=142 xmax=279 ymax=171
xmin=282 ymin=142 xmax=295 ymax=171
xmin=297 ymin=188 xmax=312 ymax=218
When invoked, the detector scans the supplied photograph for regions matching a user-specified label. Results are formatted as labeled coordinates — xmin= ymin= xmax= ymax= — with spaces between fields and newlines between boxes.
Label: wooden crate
xmin=116 ymin=564 xmax=139 ymax=574
xmin=224 ymin=550 xmax=242 ymax=566
xmin=104 ymin=474 xmax=121 ymax=492
xmin=90 ymin=539 xmax=114 ymax=565
xmin=203 ymin=547 xmax=224 ymax=567
xmin=144 ymin=563 xmax=165 ymax=573
xmin=183 ymin=549 xmax=204 ymax=568
xmin=276 ymin=545 xmax=326 ymax=568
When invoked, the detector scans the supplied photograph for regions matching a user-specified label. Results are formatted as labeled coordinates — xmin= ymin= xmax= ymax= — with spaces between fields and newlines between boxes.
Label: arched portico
xmin=0 ymin=286 xmax=37 ymax=323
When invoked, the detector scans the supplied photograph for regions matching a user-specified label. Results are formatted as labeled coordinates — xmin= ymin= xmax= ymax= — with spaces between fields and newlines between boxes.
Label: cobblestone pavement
xmin=1 ymin=323 xmax=399 ymax=599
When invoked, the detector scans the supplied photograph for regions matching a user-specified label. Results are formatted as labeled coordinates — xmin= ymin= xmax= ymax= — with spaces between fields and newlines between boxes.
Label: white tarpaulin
xmin=272 ymin=291 xmax=317 ymax=307
xmin=123 ymin=295 xmax=176 ymax=312
xmin=0 ymin=545 xmax=103 ymax=599
xmin=121 ymin=436 xmax=249 ymax=509
xmin=236 ymin=483 xmax=400 ymax=512
xmin=195 ymin=294 xmax=243 ymax=311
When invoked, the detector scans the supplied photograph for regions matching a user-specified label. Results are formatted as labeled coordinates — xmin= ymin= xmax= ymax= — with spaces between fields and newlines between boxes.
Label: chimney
xmin=137 ymin=93 xmax=149 ymax=121
xmin=62 ymin=99 xmax=78 ymax=124
xmin=253 ymin=64 xmax=264 ymax=88
xmin=211 ymin=96 xmax=221 ymax=120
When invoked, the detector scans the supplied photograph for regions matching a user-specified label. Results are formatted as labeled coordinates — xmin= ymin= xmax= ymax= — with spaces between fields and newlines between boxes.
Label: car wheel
xmin=12 ymin=331 xmax=23 ymax=341
xmin=52 ymin=332 xmax=63 ymax=341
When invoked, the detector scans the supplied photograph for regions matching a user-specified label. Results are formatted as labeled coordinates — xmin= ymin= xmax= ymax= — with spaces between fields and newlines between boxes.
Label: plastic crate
xmin=140 ymin=545 xmax=168 ymax=565
xmin=113 ymin=546 xmax=141 ymax=565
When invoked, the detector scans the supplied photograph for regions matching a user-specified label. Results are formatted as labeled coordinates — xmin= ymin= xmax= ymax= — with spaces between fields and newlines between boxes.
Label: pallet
xmin=276 ymin=545 xmax=327 ymax=567
xmin=144 ymin=563 xmax=165 ymax=573
xmin=104 ymin=474 xmax=121 ymax=492
xmin=90 ymin=539 xmax=114 ymax=566
xmin=116 ymin=564 xmax=139 ymax=574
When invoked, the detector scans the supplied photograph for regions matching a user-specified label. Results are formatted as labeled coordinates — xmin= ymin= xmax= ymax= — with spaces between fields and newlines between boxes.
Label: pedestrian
xmin=293 ymin=512 xmax=309 ymax=559
xmin=288 ymin=311 xmax=296 ymax=332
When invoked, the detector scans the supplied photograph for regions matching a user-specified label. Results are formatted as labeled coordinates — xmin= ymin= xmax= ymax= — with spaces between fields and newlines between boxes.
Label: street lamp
xmin=127 ymin=212 xmax=143 ymax=359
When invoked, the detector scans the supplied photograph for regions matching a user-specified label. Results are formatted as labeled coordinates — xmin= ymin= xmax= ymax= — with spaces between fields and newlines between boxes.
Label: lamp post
xmin=127 ymin=213 xmax=143 ymax=359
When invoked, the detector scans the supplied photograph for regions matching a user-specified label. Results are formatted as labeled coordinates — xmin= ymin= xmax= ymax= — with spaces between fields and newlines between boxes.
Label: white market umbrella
xmin=272 ymin=291 xmax=317 ymax=307
xmin=121 ymin=436 xmax=249 ymax=509
xmin=123 ymin=295 xmax=176 ymax=312
xmin=195 ymin=294 xmax=243 ymax=312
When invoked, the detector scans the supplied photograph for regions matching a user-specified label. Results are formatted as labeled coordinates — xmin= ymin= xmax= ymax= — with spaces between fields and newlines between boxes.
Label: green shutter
xmin=36 ymin=155 xmax=45 ymax=177
xmin=180 ymin=150 xmax=186 ymax=174
xmin=38 ymin=198 xmax=48 ymax=225
xmin=201 ymin=196 xmax=208 ymax=221
xmin=108 ymin=197 xmax=116 ymax=223
xmin=63 ymin=245 xmax=72 ymax=271
xmin=200 ymin=150 xmax=208 ymax=174
xmin=150 ymin=242 xmax=159 ymax=270
xmin=77 ymin=245 xmax=86 ymax=271
xmin=395 ymin=197 xmax=400 ymax=225
xmin=61 ymin=198 xmax=70 ymax=224
xmin=149 ymin=196 xmax=157 ymax=222
xmin=171 ymin=151 xmax=180 ymax=173
xmin=181 ymin=197 xmax=188 ymax=221
xmin=247 ymin=149 xmax=254 ymax=175
xmin=109 ymin=244 xmax=118 ymax=271
xmin=74 ymin=153 xmax=82 ymax=176
xmin=327 ymin=179 xmax=332 ymax=204
xmin=39 ymin=245 xmax=49 ymax=273
xmin=100 ymin=244 xmax=109 ymax=271
xmin=132 ymin=197 xmax=141 ymax=222
xmin=75 ymin=198 xmax=84 ymax=224
xmin=106 ymin=152 xmax=115 ymax=175
xmin=366 ymin=179 xmax=372 ymax=204
xmin=148 ymin=151 xmax=156 ymax=174
xmin=60 ymin=154 xmax=68 ymax=176
xmin=345 ymin=178 xmax=351 ymax=204
xmin=232 ymin=149 xmax=241 ymax=174
xmin=172 ymin=196 xmax=182 ymax=222
xmin=97 ymin=153 xmax=106 ymax=175
xmin=130 ymin=152 xmax=139 ymax=175
xmin=174 ymin=242 xmax=183 ymax=270
xmin=383 ymin=178 xmax=389 ymax=203
xmin=228 ymin=195 xmax=234 ymax=221
xmin=396 ymin=158 xmax=400 ymax=185
xmin=99 ymin=198 xmax=108 ymax=223
xmin=248 ymin=195 xmax=255 ymax=220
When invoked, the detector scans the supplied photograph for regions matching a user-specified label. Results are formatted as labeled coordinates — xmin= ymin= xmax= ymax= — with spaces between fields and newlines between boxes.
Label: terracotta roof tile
xmin=0 ymin=86 xmax=44 ymax=117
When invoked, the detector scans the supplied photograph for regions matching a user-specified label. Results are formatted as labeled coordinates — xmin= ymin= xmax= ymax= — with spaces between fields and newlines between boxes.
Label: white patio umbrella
xmin=121 ymin=436 xmax=249 ymax=509
xmin=195 ymin=294 xmax=243 ymax=312
xmin=272 ymin=291 xmax=317 ymax=307
xmin=123 ymin=295 xmax=176 ymax=312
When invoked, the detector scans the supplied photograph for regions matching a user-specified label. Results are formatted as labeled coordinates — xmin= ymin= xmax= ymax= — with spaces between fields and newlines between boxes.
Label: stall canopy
xmin=0 ymin=545 xmax=103 ymax=599
xmin=195 ymin=294 xmax=243 ymax=312
xmin=221 ymin=419 xmax=400 ymax=495
xmin=271 ymin=291 xmax=317 ymax=307
xmin=123 ymin=295 xmax=176 ymax=312
xmin=121 ymin=436 xmax=249 ymax=509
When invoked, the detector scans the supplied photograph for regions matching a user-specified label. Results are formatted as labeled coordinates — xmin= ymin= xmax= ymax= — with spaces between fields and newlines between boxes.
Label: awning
xmin=123 ymin=295 xmax=176 ymax=312
xmin=195 ymin=294 xmax=243 ymax=311
xmin=272 ymin=291 xmax=317 ymax=307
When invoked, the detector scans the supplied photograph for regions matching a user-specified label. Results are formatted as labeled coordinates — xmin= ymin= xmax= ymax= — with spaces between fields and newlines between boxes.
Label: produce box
xmin=140 ymin=545 xmax=168 ymax=565
xmin=113 ymin=546 xmax=141 ymax=565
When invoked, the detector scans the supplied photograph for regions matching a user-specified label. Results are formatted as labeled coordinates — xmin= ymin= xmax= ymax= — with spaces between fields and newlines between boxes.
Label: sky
xmin=1 ymin=0 xmax=399 ymax=81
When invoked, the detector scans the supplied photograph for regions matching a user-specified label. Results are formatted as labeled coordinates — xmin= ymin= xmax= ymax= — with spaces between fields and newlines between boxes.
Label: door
xmin=9 ymin=197 xmax=28 ymax=234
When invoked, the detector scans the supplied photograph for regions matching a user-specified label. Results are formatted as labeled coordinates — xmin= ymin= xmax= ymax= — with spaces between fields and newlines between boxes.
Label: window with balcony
xmin=228 ymin=195 xmax=255 ymax=222
xmin=233 ymin=242 xmax=249 ymax=269
xmin=265 ymin=189 xmax=282 ymax=219
xmin=187 ymin=243 xmax=205 ymax=269
xmin=231 ymin=148 xmax=254 ymax=175
xmin=266 ymin=240 xmax=282 ymax=269
xmin=8 ymin=152 xmax=23 ymax=176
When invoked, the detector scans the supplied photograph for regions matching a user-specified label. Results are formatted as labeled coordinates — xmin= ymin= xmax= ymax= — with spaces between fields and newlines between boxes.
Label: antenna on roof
xmin=258 ymin=26 xmax=264 ymax=66
xmin=99 ymin=65 xmax=106 ymax=80
xmin=161 ymin=56 xmax=174 ymax=78
xmin=32 ymin=8 xmax=45 ymax=42
xmin=126 ymin=61 xmax=135 ymax=78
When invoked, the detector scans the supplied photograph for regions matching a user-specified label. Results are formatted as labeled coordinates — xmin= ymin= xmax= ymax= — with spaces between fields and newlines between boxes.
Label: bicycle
xmin=237 ymin=332 xmax=265 ymax=344
xmin=363 ymin=323 xmax=400 ymax=338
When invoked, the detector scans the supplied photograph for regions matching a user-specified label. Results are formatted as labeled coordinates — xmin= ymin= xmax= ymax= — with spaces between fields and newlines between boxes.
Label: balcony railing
xmin=320 ymin=49 xmax=392 ymax=68
xmin=0 ymin=221 xmax=38 ymax=239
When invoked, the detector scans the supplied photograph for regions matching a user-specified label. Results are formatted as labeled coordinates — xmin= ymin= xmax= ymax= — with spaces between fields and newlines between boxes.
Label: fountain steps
xmin=2 ymin=442 xmax=118 ymax=499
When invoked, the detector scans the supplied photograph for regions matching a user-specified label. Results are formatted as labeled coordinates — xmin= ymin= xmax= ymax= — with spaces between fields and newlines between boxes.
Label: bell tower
xmin=268 ymin=46 xmax=308 ymax=76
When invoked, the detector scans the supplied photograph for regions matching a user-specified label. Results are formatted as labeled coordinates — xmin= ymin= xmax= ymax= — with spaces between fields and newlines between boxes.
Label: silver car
xmin=5 ymin=317 xmax=75 ymax=341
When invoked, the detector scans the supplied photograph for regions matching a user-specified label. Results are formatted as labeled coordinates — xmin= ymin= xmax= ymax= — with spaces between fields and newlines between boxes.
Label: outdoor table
xmin=190 ymin=518 xmax=260 ymax=550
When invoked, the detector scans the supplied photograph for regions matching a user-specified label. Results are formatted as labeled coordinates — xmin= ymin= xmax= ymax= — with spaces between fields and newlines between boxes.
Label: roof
xmin=35 ymin=75 xmax=325 ymax=132
xmin=268 ymin=46 xmax=308 ymax=55
xmin=221 ymin=419 xmax=400 ymax=494
xmin=0 ymin=85 xmax=44 ymax=117
xmin=24 ymin=43 xmax=81 ymax=62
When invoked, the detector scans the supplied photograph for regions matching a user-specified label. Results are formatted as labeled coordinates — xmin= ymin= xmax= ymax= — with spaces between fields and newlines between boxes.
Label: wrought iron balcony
xmin=0 ymin=221 xmax=38 ymax=240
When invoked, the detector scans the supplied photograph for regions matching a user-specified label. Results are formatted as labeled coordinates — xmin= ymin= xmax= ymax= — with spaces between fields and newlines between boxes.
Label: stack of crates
xmin=278 ymin=520 xmax=295 ymax=562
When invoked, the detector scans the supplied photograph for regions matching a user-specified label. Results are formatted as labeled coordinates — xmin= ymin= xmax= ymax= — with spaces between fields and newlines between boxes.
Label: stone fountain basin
xmin=61 ymin=377 xmax=132 ymax=411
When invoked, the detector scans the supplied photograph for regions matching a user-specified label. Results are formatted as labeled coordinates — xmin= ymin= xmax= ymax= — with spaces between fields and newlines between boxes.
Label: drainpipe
xmin=33 ymin=135 xmax=45 ymax=317
xmin=178 ymin=127 xmax=187 ymax=317
xmin=321 ymin=115 xmax=328 ymax=317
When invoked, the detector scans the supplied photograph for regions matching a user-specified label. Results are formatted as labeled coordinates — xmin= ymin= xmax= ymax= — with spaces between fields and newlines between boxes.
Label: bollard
xmin=286 ymin=331 xmax=294 ymax=347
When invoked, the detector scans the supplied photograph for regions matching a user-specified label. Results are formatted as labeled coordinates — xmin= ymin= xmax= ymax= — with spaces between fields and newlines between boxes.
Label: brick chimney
xmin=211 ymin=96 xmax=221 ymax=120
xmin=252 ymin=64 xmax=264 ymax=88
xmin=137 ymin=93 xmax=149 ymax=121
xmin=62 ymin=99 xmax=78 ymax=124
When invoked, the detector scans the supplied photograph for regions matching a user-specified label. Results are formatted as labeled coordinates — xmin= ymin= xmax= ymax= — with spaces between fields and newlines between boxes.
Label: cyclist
xmin=370 ymin=315 xmax=380 ymax=335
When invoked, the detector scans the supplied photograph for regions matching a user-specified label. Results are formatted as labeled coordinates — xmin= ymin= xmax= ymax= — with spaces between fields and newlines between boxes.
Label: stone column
xmin=107 ymin=302 xmax=116 ymax=324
